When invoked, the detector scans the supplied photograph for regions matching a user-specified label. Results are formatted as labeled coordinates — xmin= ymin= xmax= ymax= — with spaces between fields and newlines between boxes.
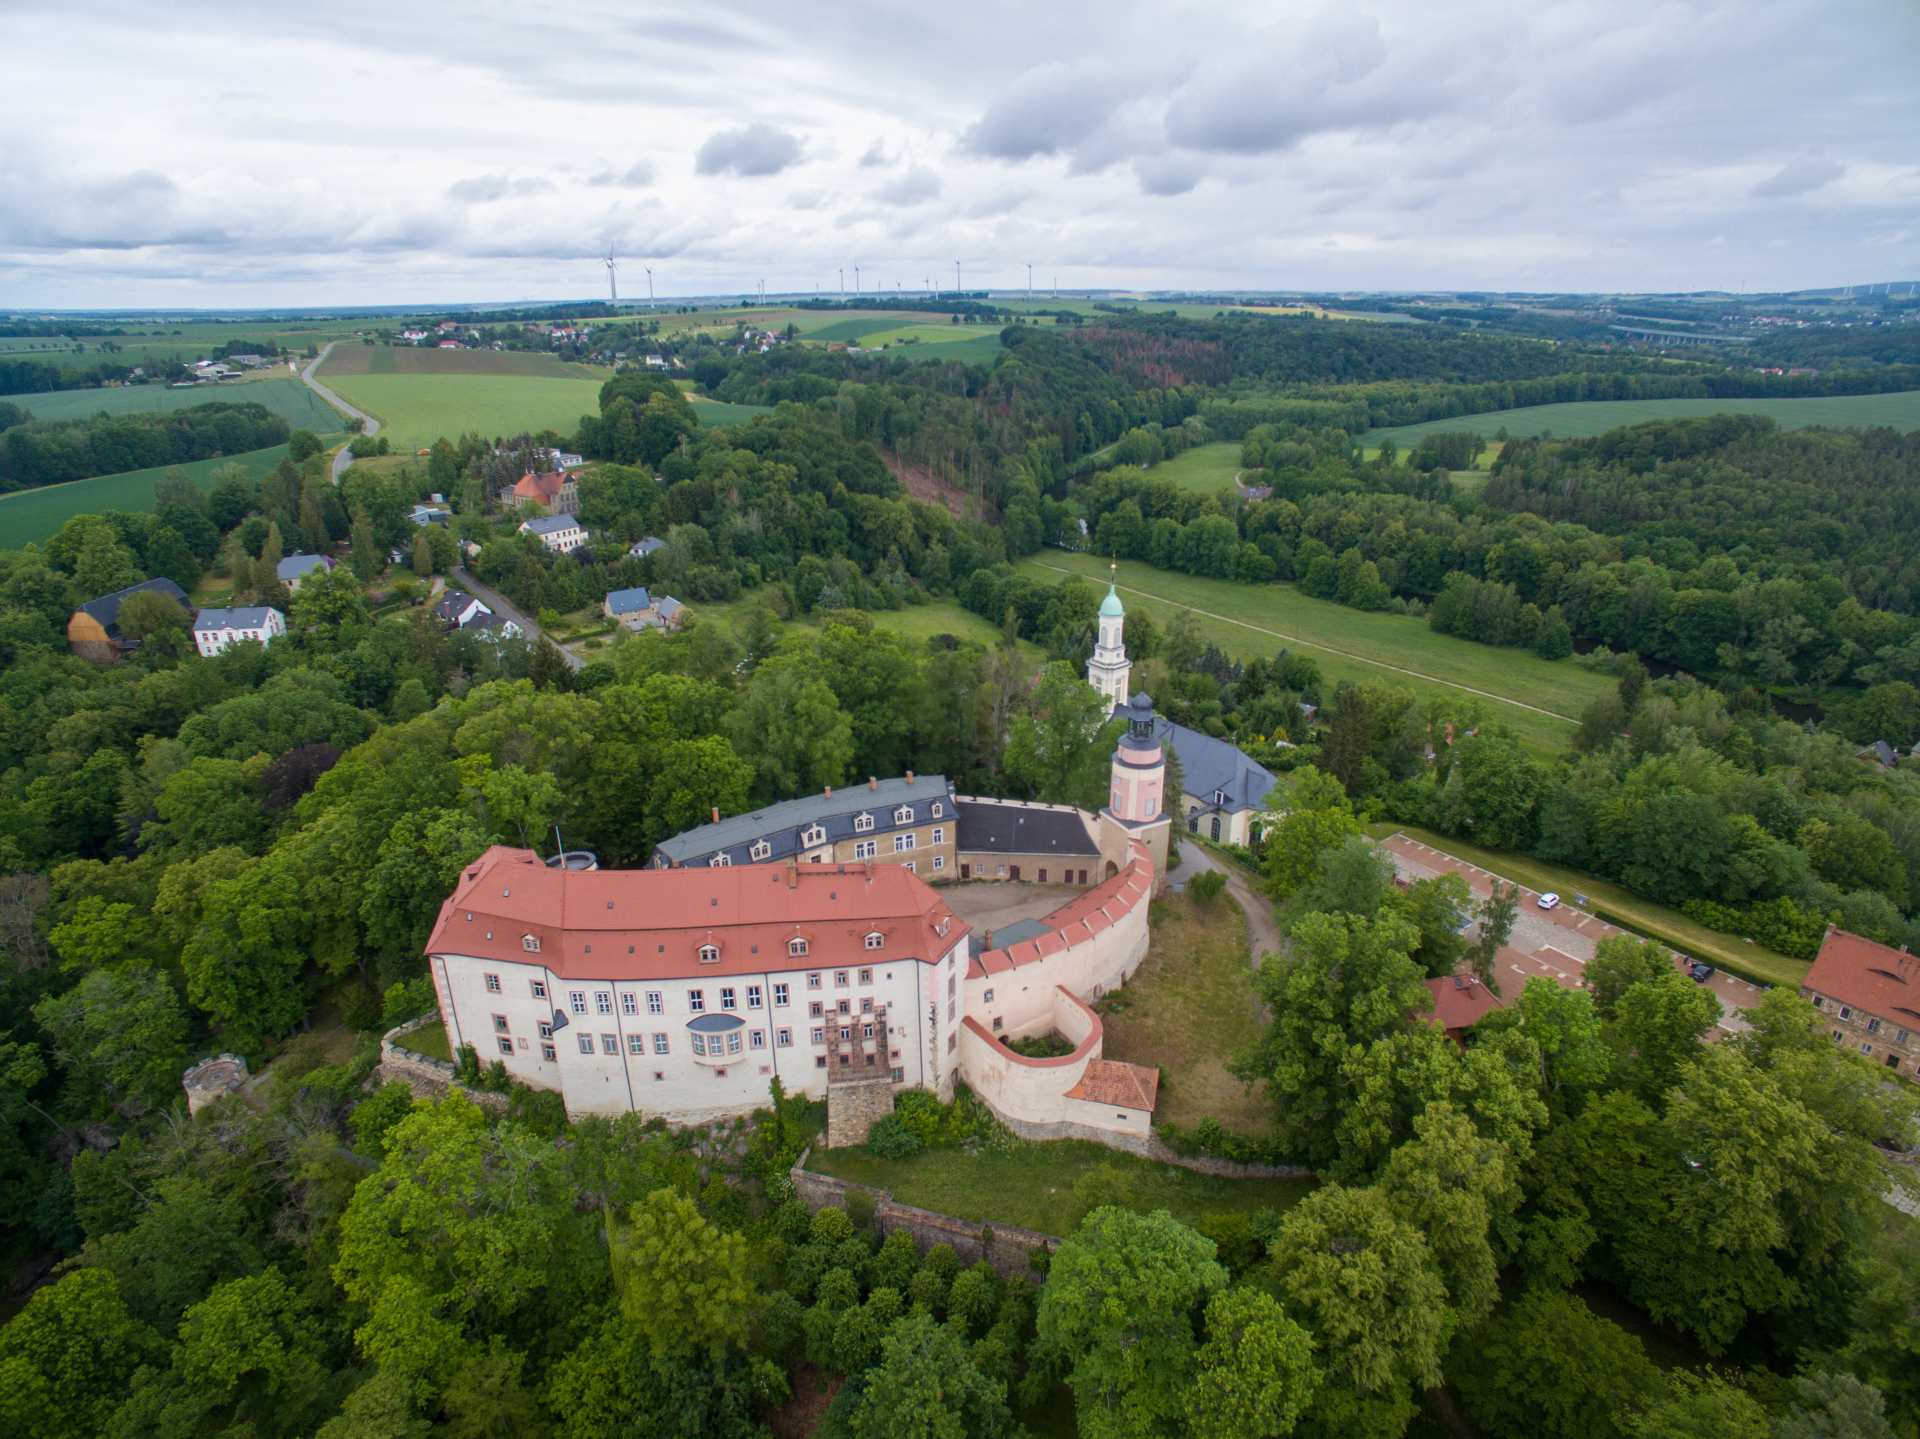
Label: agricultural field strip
xmin=1367 ymin=390 xmax=1920 ymax=447
xmin=1027 ymin=559 xmax=1584 ymax=724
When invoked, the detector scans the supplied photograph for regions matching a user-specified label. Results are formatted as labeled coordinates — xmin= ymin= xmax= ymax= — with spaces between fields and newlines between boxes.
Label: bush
xmin=1189 ymin=870 xmax=1227 ymax=902
xmin=867 ymin=1113 xmax=922 ymax=1160
xmin=845 ymin=1187 xmax=878 ymax=1230
xmin=381 ymin=976 xmax=437 ymax=1031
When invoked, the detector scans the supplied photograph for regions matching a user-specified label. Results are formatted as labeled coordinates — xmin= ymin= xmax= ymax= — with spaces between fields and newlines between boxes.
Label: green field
xmin=316 ymin=365 xmax=603 ymax=453
xmin=0 ymin=444 xmax=295 ymax=545
xmin=1017 ymin=553 xmax=1615 ymax=756
xmin=319 ymin=344 xmax=600 ymax=380
xmin=686 ymin=592 xmax=1026 ymax=654
xmin=1141 ymin=442 xmax=1243 ymax=493
xmin=1367 ymin=390 xmax=1920 ymax=449
xmin=689 ymin=396 xmax=773 ymax=428
xmin=19 ymin=376 xmax=346 ymax=431
xmin=806 ymin=1138 xmax=1313 ymax=1237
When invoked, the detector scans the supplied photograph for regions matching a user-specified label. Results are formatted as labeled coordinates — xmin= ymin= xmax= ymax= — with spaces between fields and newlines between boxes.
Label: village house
xmin=408 ymin=503 xmax=452 ymax=527
xmin=511 ymin=469 xmax=580 ymax=513
xmin=1801 ymin=927 xmax=1920 ymax=1079
xmin=276 ymin=553 xmax=333 ymax=591
xmin=628 ymin=535 xmax=666 ymax=559
xmin=66 ymin=576 xmax=190 ymax=662
xmin=602 ymin=586 xmax=686 ymax=632
xmin=520 ymin=513 xmax=588 ymax=554
xmin=192 ymin=605 xmax=285 ymax=657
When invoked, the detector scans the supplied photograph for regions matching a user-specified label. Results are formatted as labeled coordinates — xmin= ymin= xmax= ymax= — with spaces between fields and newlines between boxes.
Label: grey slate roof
xmin=1157 ymin=719 xmax=1278 ymax=814
xmin=954 ymin=799 xmax=1101 ymax=856
xmin=75 ymin=577 xmax=188 ymax=636
xmin=277 ymin=553 xmax=330 ymax=582
xmin=433 ymin=589 xmax=486 ymax=623
xmin=193 ymin=606 xmax=278 ymax=632
xmin=655 ymin=596 xmax=684 ymax=621
xmin=629 ymin=536 xmax=666 ymax=557
xmin=522 ymin=513 xmax=581 ymax=536
xmin=988 ymin=918 xmax=1054 ymax=949
xmin=654 ymin=774 xmax=954 ymax=867
xmin=605 ymin=586 xmax=652 ymax=615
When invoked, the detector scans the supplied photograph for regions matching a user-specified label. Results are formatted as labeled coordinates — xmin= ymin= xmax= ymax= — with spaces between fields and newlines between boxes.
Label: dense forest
xmin=0 ymin=401 xmax=290 ymax=492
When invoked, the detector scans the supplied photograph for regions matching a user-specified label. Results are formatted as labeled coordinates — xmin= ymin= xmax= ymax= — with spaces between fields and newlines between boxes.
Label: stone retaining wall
xmin=790 ymin=1148 xmax=1059 ymax=1278
xmin=376 ymin=1013 xmax=506 ymax=1110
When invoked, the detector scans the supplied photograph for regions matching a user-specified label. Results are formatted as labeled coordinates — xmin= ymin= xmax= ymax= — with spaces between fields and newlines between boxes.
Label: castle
xmin=422 ymin=699 xmax=1172 ymax=1139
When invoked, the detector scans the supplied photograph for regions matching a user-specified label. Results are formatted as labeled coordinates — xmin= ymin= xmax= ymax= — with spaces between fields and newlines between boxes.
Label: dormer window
xmin=750 ymin=840 xmax=771 ymax=861
xmin=789 ymin=937 xmax=809 ymax=957
xmin=709 ymin=853 xmax=731 ymax=867
xmin=931 ymin=801 xmax=943 ymax=818
xmin=864 ymin=932 xmax=885 ymax=950
xmin=1214 ymin=789 xmax=1228 ymax=807
xmin=521 ymin=934 xmax=541 ymax=953
xmin=801 ymin=824 xmax=826 ymax=847
xmin=854 ymin=813 xmax=874 ymax=833
xmin=894 ymin=805 xmax=914 ymax=824
xmin=698 ymin=944 xmax=720 ymax=964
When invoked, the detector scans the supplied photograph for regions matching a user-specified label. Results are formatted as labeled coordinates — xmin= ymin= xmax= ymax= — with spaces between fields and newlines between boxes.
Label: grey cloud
xmin=859 ymin=141 xmax=891 ymax=169
xmin=695 ymin=123 xmax=804 ymax=177
xmin=447 ymin=174 xmax=554 ymax=203
xmin=1134 ymin=155 xmax=1203 ymax=198
xmin=1753 ymin=157 xmax=1845 ymax=199
xmin=962 ymin=63 xmax=1126 ymax=162
xmin=874 ymin=166 xmax=941 ymax=206
xmin=587 ymin=161 xmax=656 ymax=189
xmin=789 ymin=188 xmax=830 ymax=210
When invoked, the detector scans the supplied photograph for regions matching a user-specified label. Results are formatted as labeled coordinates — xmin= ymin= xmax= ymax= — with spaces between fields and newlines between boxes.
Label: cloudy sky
xmin=4 ymin=0 xmax=1917 ymax=308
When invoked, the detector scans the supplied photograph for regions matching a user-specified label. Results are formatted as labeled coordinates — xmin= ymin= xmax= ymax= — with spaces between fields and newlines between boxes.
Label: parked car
xmin=1689 ymin=962 xmax=1715 ymax=983
xmin=1536 ymin=892 xmax=1561 ymax=910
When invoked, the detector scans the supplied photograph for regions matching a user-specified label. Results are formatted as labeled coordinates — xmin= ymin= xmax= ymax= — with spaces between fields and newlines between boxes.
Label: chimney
xmin=906 ymin=770 xmax=915 ymax=785
xmin=787 ymin=862 xmax=798 ymax=890
xmin=824 ymin=785 xmax=832 ymax=799
xmin=711 ymin=806 xmax=720 ymax=823
xmin=868 ymin=776 xmax=878 ymax=791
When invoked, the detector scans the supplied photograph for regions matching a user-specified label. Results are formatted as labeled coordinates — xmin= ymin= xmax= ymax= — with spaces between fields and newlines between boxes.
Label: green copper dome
xmin=1099 ymin=584 xmax=1125 ymax=619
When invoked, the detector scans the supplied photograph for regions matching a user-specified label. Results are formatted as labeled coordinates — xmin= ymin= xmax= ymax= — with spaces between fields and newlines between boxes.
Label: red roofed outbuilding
xmin=1801 ymin=927 xmax=1920 ymax=1079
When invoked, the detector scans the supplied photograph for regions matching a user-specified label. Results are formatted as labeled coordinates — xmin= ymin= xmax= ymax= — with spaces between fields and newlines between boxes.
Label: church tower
xmin=1098 ymin=691 xmax=1171 ymax=888
xmin=1086 ymin=571 xmax=1131 ymax=714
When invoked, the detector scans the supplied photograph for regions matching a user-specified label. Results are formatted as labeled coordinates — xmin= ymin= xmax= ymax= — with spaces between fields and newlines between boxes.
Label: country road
xmin=1028 ymin=560 xmax=1581 ymax=725
xmin=453 ymin=567 xmax=584 ymax=672
xmin=299 ymin=342 xmax=380 ymax=481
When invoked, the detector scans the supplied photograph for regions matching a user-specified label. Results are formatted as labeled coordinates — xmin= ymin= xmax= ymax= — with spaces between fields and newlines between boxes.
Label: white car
xmin=1536 ymin=892 xmax=1561 ymax=910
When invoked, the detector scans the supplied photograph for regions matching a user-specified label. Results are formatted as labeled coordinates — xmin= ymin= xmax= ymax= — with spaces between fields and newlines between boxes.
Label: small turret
xmin=1086 ymin=574 xmax=1131 ymax=713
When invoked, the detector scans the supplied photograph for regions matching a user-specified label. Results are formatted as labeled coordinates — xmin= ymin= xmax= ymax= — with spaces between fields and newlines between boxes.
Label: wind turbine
xmin=854 ymin=264 xmax=861 ymax=295
xmin=1027 ymin=263 xmax=1033 ymax=299
xmin=954 ymin=259 xmax=961 ymax=295
xmin=605 ymin=252 xmax=618 ymax=305
xmin=839 ymin=267 xmax=845 ymax=295
xmin=644 ymin=266 xmax=654 ymax=306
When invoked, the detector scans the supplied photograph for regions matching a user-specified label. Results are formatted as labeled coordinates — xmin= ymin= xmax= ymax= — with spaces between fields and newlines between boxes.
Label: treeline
xmin=0 ymin=355 xmax=144 ymax=395
xmin=0 ymin=402 xmax=289 ymax=492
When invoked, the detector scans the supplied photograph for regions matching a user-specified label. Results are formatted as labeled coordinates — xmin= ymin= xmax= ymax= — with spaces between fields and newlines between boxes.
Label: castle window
xmin=789 ymin=937 xmax=809 ymax=957
xmin=931 ymin=827 xmax=944 ymax=845
xmin=541 ymin=1043 xmax=556 ymax=1061
xmin=864 ymin=932 xmax=884 ymax=950
xmin=806 ymin=972 xmax=822 ymax=989
xmin=484 ymin=973 xmax=500 ymax=993
xmin=594 ymin=992 xmax=612 ymax=1015
xmin=691 ymin=1033 xmax=707 ymax=1057
xmin=834 ymin=970 xmax=849 ymax=988
xmin=726 ymin=1031 xmax=742 ymax=1055
xmin=894 ymin=805 xmax=914 ymax=824
xmin=709 ymin=853 xmax=730 ymax=867
xmin=530 ymin=979 xmax=546 ymax=999
xmin=750 ymin=840 xmax=770 ymax=861
xmin=777 ymin=1028 xmax=792 ymax=1047
xmin=646 ymin=990 xmax=663 ymax=1014
xmin=932 ymin=855 xmax=945 ymax=871
xmin=720 ymin=986 xmax=737 ymax=1010
xmin=627 ymin=1035 xmax=645 ymax=1055
xmin=492 ymin=1014 xmax=509 ymax=1034
xmin=854 ymin=840 xmax=877 ymax=860
xmin=688 ymin=989 xmax=705 ymax=1012
xmin=750 ymin=1029 xmax=766 ymax=1049
xmin=747 ymin=985 xmax=763 ymax=1009
xmin=698 ymin=944 xmax=720 ymax=964
xmin=653 ymin=1033 xmax=669 ymax=1054
xmin=931 ymin=801 xmax=943 ymax=818
xmin=521 ymin=934 xmax=541 ymax=953
xmin=497 ymin=1038 xmax=513 ymax=1056
xmin=893 ymin=833 xmax=916 ymax=853
xmin=858 ymin=968 xmax=873 ymax=985
xmin=801 ymin=824 xmax=826 ymax=847
xmin=620 ymin=993 xmax=637 ymax=1016
xmin=601 ymin=1034 xmax=618 ymax=1055
xmin=569 ymin=990 xmax=587 ymax=1015
xmin=538 ymin=1021 xmax=553 ymax=1039
xmin=578 ymin=1034 xmax=594 ymax=1055
xmin=773 ymin=983 xmax=790 ymax=1006
xmin=854 ymin=813 xmax=874 ymax=833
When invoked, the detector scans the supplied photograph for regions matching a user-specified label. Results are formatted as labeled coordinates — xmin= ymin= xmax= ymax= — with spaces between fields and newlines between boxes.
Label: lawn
xmin=400 ymin=1019 xmax=453 ymax=1062
xmin=0 ymin=443 xmax=295 ymax=544
xmin=1016 ymin=553 xmax=1612 ymax=757
xmin=1366 ymin=390 xmax=1920 ymax=448
xmin=1369 ymin=823 xmax=1810 ymax=989
xmin=19 ymin=376 xmax=347 ymax=431
xmin=805 ymin=1137 xmax=1313 ymax=1237
xmin=1097 ymin=890 xmax=1268 ymax=1134
xmin=1141 ymin=442 xmax=1242 ymax=493
xmin=689 ymin=396 xmax=773 ymax=427
xmin=319 ymin=344 xmax=601 ymax=380
xmin=685 ymin=590 xmax=1039 ymax=657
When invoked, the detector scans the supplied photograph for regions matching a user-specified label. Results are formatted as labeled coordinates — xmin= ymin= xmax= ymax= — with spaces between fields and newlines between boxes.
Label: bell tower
xmin=1086 ymin=566 xmax=1131 ymax=714
xmin=1099 ymin=691 xmax=1171 ymax=887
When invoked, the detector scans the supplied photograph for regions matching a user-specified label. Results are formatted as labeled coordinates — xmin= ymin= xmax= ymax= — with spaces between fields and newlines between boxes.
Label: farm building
xmin=192 ymin=605 xmax=285 ymax=657
xmin=277 ymin=553 xmax=333 ymax=590
xmin=66 ymin=577 xmax=190 ymax=663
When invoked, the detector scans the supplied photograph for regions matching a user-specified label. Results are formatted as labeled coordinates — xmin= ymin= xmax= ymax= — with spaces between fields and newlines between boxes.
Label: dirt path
xmin=1177 ymin=844 xmax=1283 ymax=967
xmin=299 ymin=342 xmax=381 ymax=482
xmin=1028 ymin=560 xmax=1581 ymax=724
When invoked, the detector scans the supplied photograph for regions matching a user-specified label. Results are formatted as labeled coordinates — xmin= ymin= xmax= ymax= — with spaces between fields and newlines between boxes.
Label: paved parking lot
xmin=1380 ymin=833 xmax=1764 ymax=1035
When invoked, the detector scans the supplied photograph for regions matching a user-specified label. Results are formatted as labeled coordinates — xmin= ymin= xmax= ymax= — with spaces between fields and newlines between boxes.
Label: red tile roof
xmin=1803 ymin=928 xmax=1920 ymax=1025
xmin=970 ymin=847 xmax=1153 ymax=978
xmin=1424 ymin=973 xmax=1503 ymax=1033
xmin=425 ymin=846 xmax=967 ymax=980
xmin=512 ymin=471 xmax=566 ymax=502
xmin=1066 ymin=1059 xmax=1160 ymax=1111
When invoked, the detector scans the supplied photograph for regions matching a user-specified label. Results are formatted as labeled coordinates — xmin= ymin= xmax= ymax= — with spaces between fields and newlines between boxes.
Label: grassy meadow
xmin=0 ymin=444 xmax=294 ymax=544
xmin=19 ymin=376 xmax=346 ymax=431
xmin=1016 ymin=552 xmax=1614 ymax=756
xmin=318 ymin=345 xmax=604 ymax=451
xmin=1143 ymin=442 xmax=1243 ymax=493
xmin=318 ymin=344 xmax=600 ymax=380
xmin=1367 ymin=390 xmax=1920 ymax=449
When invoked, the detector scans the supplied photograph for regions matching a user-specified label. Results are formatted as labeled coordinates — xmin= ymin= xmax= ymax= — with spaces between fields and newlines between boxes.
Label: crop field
xmin=0 ymin=443 xmax=293 ymax=544
xmin=18 ymin=376 xmax=346 ymax=431
xmin=1016 ymin=552 xmax=1615 ymax=756
xmin=1144 ymin=442 xmax=1243 ymax=492
xmin=688 ymin=396 xmax=772 ymax=427
xmin=317 ymin=344 xmax=601 ymax=379
xmin=802 ymin=316 xmax=908 ymax=344
xmin=1367 ymin=390 xmax=1920 ymax=449
xmin=314 ymin=372 xmax=604 ymax=452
